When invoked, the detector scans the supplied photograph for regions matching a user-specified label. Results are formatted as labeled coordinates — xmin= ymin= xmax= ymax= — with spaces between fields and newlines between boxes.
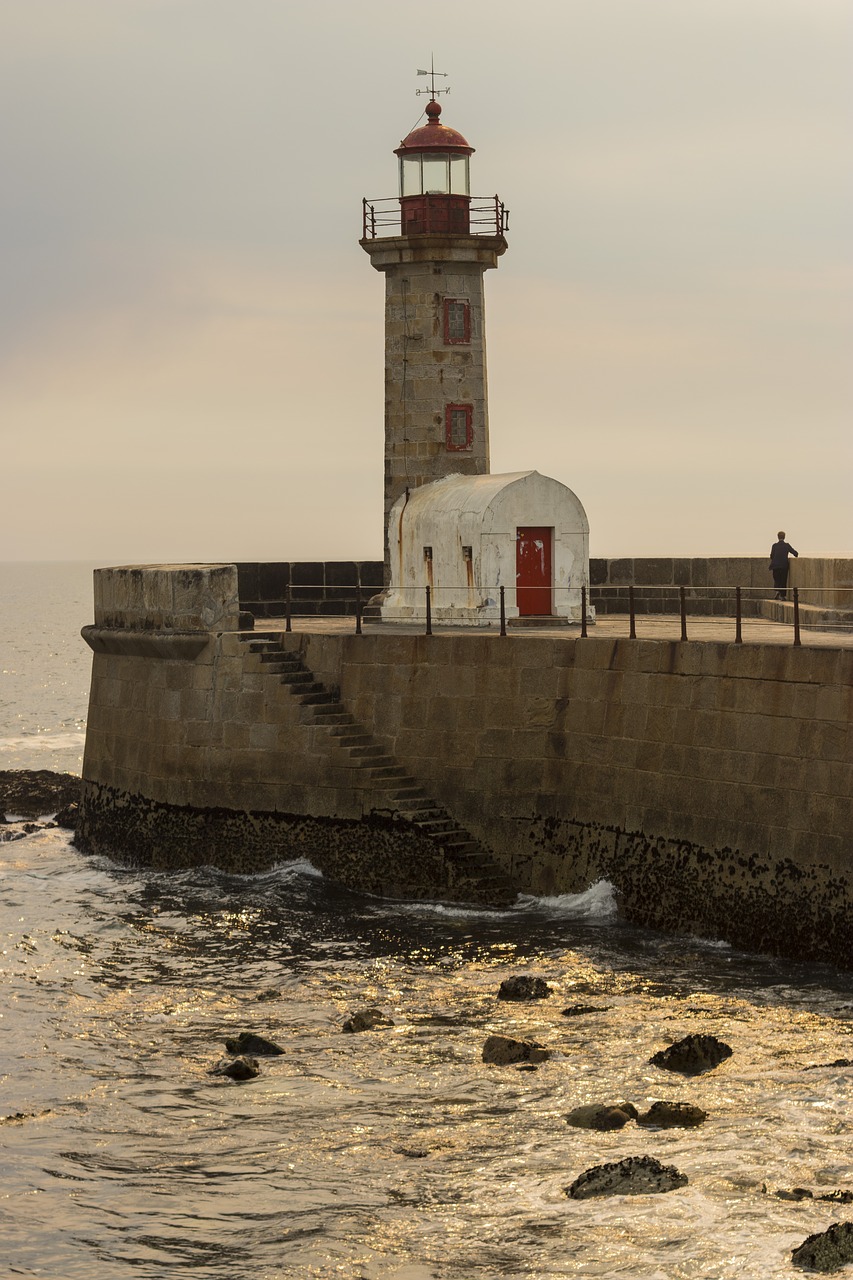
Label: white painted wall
xmin=382 ymin=471 xmax=590 ymax=624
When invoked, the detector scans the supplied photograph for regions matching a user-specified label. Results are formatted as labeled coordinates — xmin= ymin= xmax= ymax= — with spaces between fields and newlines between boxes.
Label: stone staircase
xmin=238 ymin=633 xmax=515 ymax=906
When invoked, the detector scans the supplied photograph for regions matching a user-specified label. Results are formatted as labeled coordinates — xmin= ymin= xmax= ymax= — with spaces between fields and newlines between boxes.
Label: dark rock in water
xmin=254 ymin=988 xmax=281 ymax=1003
xmin=0 ymin=770 xmax=81 ymax=820
xmin=774 ymin=1188 xmax=853 ymax=1205
xmin=566 ymin=1155 xmax=688 ymax=1199
xmin=212 ymin=1056 xmax=260 ymax=1081
xmin=566 ymin=1103 xmax=637 ymax=1131
xmin=393 ymin=1146 xmax=428 ymax=1159
xmin=1 ymin=1109 xmax=52 ymax=1125
xmin=819 ymin=1190 xmax=853 ymax=1205
xmin=482 ymin=1034 xmax=550 ymax=1065
xmin=804 ymin=1059 xmax=853 ymax=1071
xmin=342 ymin=1008 xmax=394 ymax=1034
xmin=649 ymin=1033 xmax=732 ymax=1075
xmin=561 ymin=1004 xmax=611 ymax=1018
xmin=517 ymin=1063 xmax=540 ymax=1073
xmin=791 ymin=1221 xmax=853 ymax=1273
xmin=54 ymin=802 xmax=79 ymax=830
xmin=497 ymin=975 xmax=553 ymax=1002
xmin=637 ymin=1101 xmax=707 ymax=1128
xmin=224 ymin=1031 xmax=283 ymax=1056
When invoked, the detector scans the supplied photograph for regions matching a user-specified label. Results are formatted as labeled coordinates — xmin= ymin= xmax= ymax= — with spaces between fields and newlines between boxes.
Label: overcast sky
xmin=1 ymin=0 xmax=850 ymax=562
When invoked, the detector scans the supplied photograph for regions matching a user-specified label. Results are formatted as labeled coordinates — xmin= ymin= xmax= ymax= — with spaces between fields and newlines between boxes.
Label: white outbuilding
xmin=381 ymin=471 xmax=590 ymax=626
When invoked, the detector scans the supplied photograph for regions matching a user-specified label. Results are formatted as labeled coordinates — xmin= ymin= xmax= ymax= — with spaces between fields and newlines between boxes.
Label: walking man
xmin=769 ymin=531 xmax=798 ymax=600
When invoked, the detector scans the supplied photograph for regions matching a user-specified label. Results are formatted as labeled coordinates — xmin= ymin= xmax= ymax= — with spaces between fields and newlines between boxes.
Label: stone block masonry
xmin=78 ymin=566 xmax=852 ymax=967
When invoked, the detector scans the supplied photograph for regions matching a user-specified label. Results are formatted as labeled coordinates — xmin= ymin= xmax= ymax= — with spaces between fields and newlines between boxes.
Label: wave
xmin=514 ymin=879 xmax=619 ymax=920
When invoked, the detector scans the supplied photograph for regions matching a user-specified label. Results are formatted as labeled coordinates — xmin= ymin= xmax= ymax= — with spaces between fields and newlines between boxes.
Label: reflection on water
xmin=2 ymin=827 xmax=852 ymax=1279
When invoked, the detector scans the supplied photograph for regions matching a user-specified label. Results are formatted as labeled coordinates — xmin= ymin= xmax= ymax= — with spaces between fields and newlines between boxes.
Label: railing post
xmin=735 ymin=586 xmax=742 ymax=644
xmin=629 ymin=585 xmax=636 ymax=639
xmin=679 ymin=585 xmax=688 ymax=641
xmin=793 ymin=587 xmax=801 ymax=646
xmin=425 ymin=585 xmax=432 ymax=636
xmin=285 ymin=581 xmax=292 ymax=633
xmin=581 ymin=586 xmax=588 ymax=638
xmin=499 ymin=585 xmax=506 ymax=637
xmin=355 ymin=583 xmax=362 ymax=635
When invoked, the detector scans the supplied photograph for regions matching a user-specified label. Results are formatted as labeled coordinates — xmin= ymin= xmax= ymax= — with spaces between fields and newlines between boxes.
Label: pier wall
xmin=78 ymin=565 xmax=852 ymax=965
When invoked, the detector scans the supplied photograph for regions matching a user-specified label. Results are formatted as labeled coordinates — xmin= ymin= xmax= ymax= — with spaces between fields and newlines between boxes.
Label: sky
xmin=1 ymin=0 xmax=850 ymax=563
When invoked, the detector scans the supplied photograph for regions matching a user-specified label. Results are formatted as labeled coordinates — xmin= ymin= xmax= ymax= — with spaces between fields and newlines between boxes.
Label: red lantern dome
xmin=394 ymin=100 xmax=473 ymax=235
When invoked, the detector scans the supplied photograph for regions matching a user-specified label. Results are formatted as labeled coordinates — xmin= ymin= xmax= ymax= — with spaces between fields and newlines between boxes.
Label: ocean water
xmin=1 ymin=563 xmax=852 ymax=1280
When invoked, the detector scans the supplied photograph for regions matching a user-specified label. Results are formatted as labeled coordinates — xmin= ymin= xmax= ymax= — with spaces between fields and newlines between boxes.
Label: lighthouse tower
xmin=361 ymin=89 xmax=508 ymax=580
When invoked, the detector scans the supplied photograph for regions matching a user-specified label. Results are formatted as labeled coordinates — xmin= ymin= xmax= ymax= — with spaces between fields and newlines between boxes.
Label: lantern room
xmin=395 ymin=99 xmax=473 ymax=235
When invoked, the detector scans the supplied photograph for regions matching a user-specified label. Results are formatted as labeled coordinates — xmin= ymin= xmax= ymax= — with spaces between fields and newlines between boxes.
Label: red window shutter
xmin=445 ymin=404 xmax=473 ymax=451
xmin=443 ymin=299 xmax=471 ymax=345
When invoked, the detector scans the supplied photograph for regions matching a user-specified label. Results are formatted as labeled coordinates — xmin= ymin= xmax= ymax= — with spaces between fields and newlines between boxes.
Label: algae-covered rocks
xmin=566 ymin=1155 xmax=688 ymax=1200
xmin=649 ymin=1033 xmax=732 ymax=1075
xmin=791 ymin=1221 xmax=853 ymax=1273
xmin=636 ymin=1101 xmax=707 ymax=1128
xmin=497 ymin=975 xmax=552 ymax=1002
xmin=482 ymin=1034 xmax=551 ymax=1065
xmin=212 ymin=1056 xmax=260 ymax=1081
xmin=560 ymin=1004 xmax=611 ymax=1018
xmin=566 ymin=1103 xmax=637 ymax=1131
xmin=224 ymin=1031 xmax=283 ymax=1056
xmin=342 ymin=1008 xmax=394 ymax=1033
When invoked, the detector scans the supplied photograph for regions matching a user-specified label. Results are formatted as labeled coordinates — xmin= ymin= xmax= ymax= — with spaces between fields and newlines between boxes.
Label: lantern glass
xmin=422 ymin=153 xmax=450 ymax=194
xmin=400 ymin=155 xmax=421 ymax=197
xmin=450 ymin=154 xmax=470 ymax=195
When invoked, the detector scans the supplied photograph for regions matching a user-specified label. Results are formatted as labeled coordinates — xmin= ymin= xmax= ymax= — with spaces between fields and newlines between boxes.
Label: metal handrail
xmin=240 ymin=582 xmax=853 ymax=647
xmin=362 ymin=195 xmax=508 ymax=239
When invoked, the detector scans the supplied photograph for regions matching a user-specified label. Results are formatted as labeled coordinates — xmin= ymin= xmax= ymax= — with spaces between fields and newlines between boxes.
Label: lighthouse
xmin=361 ymin=88 xmax=508 ymax=581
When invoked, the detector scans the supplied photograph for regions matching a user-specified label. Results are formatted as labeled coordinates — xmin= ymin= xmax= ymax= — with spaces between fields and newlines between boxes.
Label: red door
xmin=516 ymin=527 xmax=553 ymax=616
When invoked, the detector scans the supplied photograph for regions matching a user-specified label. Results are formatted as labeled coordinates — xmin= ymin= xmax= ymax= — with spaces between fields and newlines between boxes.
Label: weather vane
xmin=416 ymin=58 xmax=450 ymax=99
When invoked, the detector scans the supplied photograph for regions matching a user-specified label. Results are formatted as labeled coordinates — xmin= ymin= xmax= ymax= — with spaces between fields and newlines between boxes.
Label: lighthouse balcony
xmin=362 ymin=195 xmax=508 ymax=240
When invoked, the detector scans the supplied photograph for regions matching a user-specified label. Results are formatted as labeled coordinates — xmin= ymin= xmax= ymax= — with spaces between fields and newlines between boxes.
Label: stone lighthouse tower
xmin=361 ymin=89 xmax=508 ymax=580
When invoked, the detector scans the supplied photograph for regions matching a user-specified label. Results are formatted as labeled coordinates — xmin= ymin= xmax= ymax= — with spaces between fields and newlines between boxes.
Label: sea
xmin=1 ymin=561 xmax=852 ymax=1280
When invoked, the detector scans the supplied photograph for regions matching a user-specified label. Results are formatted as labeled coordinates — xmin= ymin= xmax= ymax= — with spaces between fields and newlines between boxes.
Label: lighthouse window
xmin=422 ymin=152 xmax=450 ymax=194
xmin=450 ymin=154 xmax=470 ymax=195
xmin=444 ymin=299 xmax=471 ymax=345
xmin=446 ymin=404 xmax=473 ymax=452
xmin=400 ymin=155 xmax=421 ymax=197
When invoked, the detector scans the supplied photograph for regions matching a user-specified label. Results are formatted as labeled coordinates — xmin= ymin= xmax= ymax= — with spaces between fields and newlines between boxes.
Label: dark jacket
xmin=769 ymin=541 xmax=798 ymax=569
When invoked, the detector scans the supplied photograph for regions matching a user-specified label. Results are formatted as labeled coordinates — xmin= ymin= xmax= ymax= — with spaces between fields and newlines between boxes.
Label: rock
xmin=497 ymin=975 xmax=553 ymax=1002
xmin=649 ymin=1034 xmax=732 ymax=1075
xmin=342 ymin=1008 xmax=393 ymax=1034
xmin=636 ymin=1101 xmax=707 ymax=1128
xmin=482 ymin=1034 xmax=551 ymax=1065
xmin=776 ymin=1188 xmax=814 ymax=1201
xmin=561 ymin=1004 xmax=611 ymax=1018
xmin=254 ymin=988 xmax=281 ymax=1002
xmin=212 ymin=1056 xmax=259 ymax=1081
xmin=224 ymin=1031 xmax=283 ymax=1056
xmin=0 ymin=770 xmax=81 ymax=820
xmin=566 ymin=1103 xmax=637 ymax=1131
xmin=804 ymin=1059 xmax=853 ymax=1071
xmin=566 ymin=1155 xmax=688 ymax=1200
xmin=791 ymin=1221 xmax=853 ymax=1273
xmin=54 ymin=802 xmax=79 ymax=830
xmin=819 ymin=1191 xmax=853 ymax=1205
xmin=393 ymin=1146 xmax=428 ymax=1159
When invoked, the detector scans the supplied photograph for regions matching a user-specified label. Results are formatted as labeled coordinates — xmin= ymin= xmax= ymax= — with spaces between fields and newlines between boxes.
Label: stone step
xmin=390 ymin=787 xmax=428 ymax=802
xmin=335 ymin=734 xmax=374 ymax=748
xmin=413 ymin=818 xmax=457 ymax=833
xmin=280 ymin=672 xmax=317 ymax=686
xmin=307 ymin=702 xmax=347 ymax=718
xmin=368 ymin=765 xmax=409 ymax=780
xmin=296 ymin=691 xmax=338 ymax=705
xmin=347 ymin=745 xmax=386 ymax=760
xmin=314 ymin=713 xmax=353 ymax=727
